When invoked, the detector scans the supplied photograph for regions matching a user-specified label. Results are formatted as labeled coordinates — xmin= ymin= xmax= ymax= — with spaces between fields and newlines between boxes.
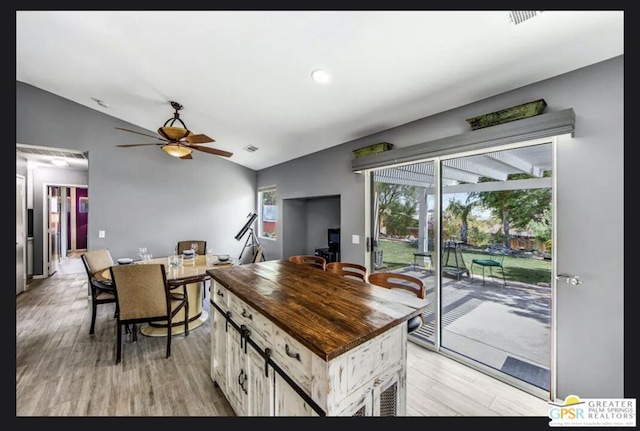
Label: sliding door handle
xmin=556 ymin=274 xmax=583 ymax=285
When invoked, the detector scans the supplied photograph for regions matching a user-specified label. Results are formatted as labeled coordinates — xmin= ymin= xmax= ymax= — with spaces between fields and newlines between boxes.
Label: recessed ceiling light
xmin=91 ymin=97 xmax=109 ymax=108
xmin=51 ymin=158 xmax=69 ymax=167
xmin=311 ymin=69 xmax=332 ymax=84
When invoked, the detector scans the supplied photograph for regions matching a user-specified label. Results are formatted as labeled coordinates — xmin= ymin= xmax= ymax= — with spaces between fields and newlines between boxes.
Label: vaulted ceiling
xmin=16 ymin=10 xmax=624 ymax=171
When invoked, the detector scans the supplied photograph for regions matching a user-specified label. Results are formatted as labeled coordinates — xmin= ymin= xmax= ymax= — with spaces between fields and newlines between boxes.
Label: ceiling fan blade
xmin=186 ymin=133 xmax=215 ymax=144
xmin=115 ymin=127 xmax=167 ymax=142
xmin=117 ymin=143 xmax=164 ymax=147
xmin=180 ymin=153 xmax=193 ymax=160
xmin=192 ymin=145 xmax=233 ymax=158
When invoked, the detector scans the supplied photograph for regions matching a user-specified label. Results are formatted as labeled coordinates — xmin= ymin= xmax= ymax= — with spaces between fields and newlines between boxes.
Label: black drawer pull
xmin=216 ymin=290 xmax=224 ymax=297
xmin=241 ymin=309 xmax=253 ymax=320
xmin=285 ymin=344 xmax=301 ymax=361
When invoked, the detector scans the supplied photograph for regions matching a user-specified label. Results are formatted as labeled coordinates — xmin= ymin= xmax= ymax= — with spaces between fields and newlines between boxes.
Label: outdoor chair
xmin=470 ymin=252 xmax=506 ymax=286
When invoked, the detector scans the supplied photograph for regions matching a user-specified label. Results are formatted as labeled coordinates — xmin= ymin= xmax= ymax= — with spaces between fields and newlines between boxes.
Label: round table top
xmin=98 ymin=254 xmax=234 ymax=282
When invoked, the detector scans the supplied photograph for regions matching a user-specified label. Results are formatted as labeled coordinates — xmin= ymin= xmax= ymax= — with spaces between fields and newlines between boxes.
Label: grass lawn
xmin=378 ymin=239 xmax=551 ymax=285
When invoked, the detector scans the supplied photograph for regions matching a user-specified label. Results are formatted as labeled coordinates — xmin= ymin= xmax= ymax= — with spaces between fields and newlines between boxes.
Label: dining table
xmin=97 ymin=254 xmax=234 ymax=336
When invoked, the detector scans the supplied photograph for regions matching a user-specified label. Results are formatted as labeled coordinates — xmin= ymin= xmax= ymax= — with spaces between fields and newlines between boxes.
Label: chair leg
xmin=500 ymin=266 xmax=506 ymax=286
xmin=116 ymin=321 xmax=122 ymax=364
xmin=166 ymin=316 xmax=172 ymax=359
xmin=184 ymin=300 xmax=189 ymax=337
xmin=90 ymin=302 xmax=97 ymax=335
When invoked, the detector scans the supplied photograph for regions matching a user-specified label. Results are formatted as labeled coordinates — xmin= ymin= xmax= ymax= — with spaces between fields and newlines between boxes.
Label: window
xmin=258 ymin=186 xmax=277 ymax=239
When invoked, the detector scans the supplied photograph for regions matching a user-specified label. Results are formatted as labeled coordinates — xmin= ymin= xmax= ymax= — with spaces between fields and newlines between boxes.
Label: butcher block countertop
xmin=206 ymin=259 xmax=429 ymax=361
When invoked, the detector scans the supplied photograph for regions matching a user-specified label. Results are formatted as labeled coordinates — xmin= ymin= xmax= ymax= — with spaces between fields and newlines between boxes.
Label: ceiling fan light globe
xmin=158 ymin=126 xmax=192 ymax=141
xmin=162 ymin=145 xmax=192 ymax=158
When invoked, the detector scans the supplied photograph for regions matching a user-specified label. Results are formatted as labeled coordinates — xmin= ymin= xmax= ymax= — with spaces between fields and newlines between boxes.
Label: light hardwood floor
xmin=16 ymin=255 xmax=551 ymax=417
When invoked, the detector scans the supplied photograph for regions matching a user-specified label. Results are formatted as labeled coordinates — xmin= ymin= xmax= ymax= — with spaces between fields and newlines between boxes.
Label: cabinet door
xmin=211 ymin=307 xmax=227 ymax=388
xmin=227 ymin=333 xmax=248 ymax=415
xmin=274 ymin=373 xmax=318 ymax=416
xmin=247 ymin=348 xmax=274 ymax=416
xmin=372 ymin=369 xmax=401 ymax=416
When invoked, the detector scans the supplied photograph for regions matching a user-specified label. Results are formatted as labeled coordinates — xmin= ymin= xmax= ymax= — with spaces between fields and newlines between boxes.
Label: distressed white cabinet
xmin=210 ymin=280 xmax=408 ymax=416
xmin=207 ymin=261 xmax=428 ymax=416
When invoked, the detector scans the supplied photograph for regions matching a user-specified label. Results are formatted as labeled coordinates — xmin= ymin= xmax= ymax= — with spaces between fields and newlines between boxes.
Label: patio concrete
xmin=392 ymin=266 xmax=551 ymax=390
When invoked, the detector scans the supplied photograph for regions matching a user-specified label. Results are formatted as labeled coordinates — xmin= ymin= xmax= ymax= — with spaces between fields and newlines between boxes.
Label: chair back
xmin=176 ymin=240 xmax=207 ymax=255
xmin=288 ymin=255 xmax=326 ymax=270
xmin=489 ymin=252 xmax=506 ymax=264
xmin=326 ymin=262 xmax=368 ymax=282
xmin=81 ymin=249 xmax=117 ymax=335
xmin=109 ymin=264 xmax=170 ymax=321
xmin=82 ymin=249 xmax=114 ymax=275
xmin=368 ymin=272 xmax=426 ymax=299
xmin=368 ymin=271 xmax=426 ymax=333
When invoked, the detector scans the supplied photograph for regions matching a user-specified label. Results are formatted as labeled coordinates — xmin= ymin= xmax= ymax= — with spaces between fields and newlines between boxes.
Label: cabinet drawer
xmin=212 ymin=281 xmax=229 ymax=310
xmin=272 ymin=327 xmax=313 ymax=393
xmin=228 ymin=293 xmax=273 ymax=347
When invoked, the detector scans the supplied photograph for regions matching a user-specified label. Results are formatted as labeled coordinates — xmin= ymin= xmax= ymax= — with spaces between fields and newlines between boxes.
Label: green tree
xmin=375 ymin=183 xmax=418 ymax=237
xmin=261 ymin=190 xmax=277 ymax=205
xmin=446 ymin=196 xmax=477 ymax=243
xmin=528 ymin=206 xmax=552 ymax=244
xmin=469 ymin=172 xmax=551 ymax=249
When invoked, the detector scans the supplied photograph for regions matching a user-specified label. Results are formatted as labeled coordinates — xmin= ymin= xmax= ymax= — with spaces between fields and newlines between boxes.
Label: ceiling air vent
xmin=509 ymin=11 xmax=542 ymax=25
xmin=243 ymin=145 xmax=259 ymax=153
xmin=16 ymin=144 xmax=88 ymax=159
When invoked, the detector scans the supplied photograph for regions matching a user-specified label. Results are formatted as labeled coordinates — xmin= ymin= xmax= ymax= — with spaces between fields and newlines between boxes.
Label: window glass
xmin=259 ymin=187 xmax=277 ymax=239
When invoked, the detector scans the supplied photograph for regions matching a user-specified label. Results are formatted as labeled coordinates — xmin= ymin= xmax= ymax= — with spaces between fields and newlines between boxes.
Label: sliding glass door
xmin=369 ymin=141 xmax=553 ymax=399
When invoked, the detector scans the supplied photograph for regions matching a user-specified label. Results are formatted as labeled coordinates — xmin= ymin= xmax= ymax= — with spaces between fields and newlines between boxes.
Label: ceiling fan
xmin=115 ymin=101 xmax=233 ymax=160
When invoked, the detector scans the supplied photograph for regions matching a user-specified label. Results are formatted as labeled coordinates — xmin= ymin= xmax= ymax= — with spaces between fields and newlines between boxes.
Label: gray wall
xmin=279 ymin=195 xmax=340 ymax=258
xmin=306 ymin=197 xmax=340 ymax=253
xmin=17 ymin=82 xmax=257 ymax=275
xmin=257 ymin=56 xmax=625 ymax=399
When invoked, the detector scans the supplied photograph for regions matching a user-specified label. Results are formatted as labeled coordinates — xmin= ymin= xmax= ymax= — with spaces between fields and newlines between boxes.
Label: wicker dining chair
xmin=288 ymin=255 xmax=327 ymax=270
xmin=368 ymin=272 xmax=426 ymax=333
xmin=81 ymin=249 xmax=117 ymax=335
xmin=109 ymin=263 xmax=189 ymax=364
xmin=326 ymin=262 xmax=368 ymax=282
xmin=176 ymin=240 xmax=207 ymax=255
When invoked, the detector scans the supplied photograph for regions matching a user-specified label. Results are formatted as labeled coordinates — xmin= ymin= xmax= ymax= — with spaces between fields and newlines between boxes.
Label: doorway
xmin=368 ymin=140 xmax=553 ymax=400
xmin=17 ymin=175 xmax=26 ymax=295
xmin=46 ymin=185 xmax=88 ymax=276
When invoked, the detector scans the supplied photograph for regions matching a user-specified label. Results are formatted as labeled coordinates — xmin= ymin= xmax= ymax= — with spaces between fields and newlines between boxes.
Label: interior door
xmin=16 ymin=175 xmax=26 ymax=295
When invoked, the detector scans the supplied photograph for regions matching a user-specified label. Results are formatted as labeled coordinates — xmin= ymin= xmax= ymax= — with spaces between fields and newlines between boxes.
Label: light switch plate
xmin=98 ymin=230 xmax=105 ymax=238
xmin=352 ymin=234 xmax=360 ymax=244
